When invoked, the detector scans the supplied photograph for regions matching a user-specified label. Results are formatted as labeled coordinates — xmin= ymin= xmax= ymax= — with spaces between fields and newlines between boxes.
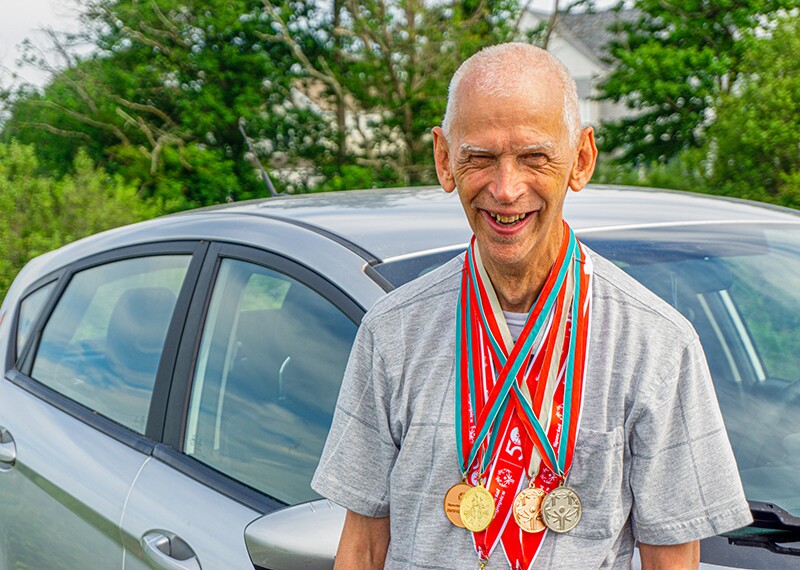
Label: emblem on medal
xmin=459 ymin=484 xmax=495 ymax=532
xmin=541 ymin=485 xmax=582 ymax=533
xmin=443 ymin=481 xmax=472 ymax=528
xmin=512 ymin=486 xmax=547 ymax=533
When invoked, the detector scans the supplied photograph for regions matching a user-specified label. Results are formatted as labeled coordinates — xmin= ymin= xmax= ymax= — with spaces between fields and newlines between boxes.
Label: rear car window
xmin=30 ymin=255 xmax=191 ymax=434
xmin=16 ymin=282 xmax=56 ymax=360
xmin=372 ymin=247 xmax=464 ymax=287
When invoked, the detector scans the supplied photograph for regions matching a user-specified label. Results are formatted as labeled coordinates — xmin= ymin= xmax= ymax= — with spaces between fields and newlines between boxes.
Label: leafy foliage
xmin=593 ymin=147 xmax=710 ymax=194
xmin=0 ymin=141 xmax=156 ymax=298
xmin=597 ymin=0 xmax=800 ymax=164
xmin=2 ymin=0 xmax=318 ymax=210
xmin=2 ymin=0 xmax=528 ymax=199
xmin=598 ymin=14 xmax=800 ymax=211
xmin=262 ymin=0 xmax=524 ymax=186
xmin=707 ymin=16 xmax=800 ymax=208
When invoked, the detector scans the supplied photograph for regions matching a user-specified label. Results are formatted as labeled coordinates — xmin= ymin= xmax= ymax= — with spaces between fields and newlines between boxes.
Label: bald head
xmin=441 ymin=43 xmax=581 ymax=146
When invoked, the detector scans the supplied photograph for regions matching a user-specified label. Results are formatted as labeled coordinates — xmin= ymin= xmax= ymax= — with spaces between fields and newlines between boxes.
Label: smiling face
xmin=433 ymin=67 xmax=597 ymax=295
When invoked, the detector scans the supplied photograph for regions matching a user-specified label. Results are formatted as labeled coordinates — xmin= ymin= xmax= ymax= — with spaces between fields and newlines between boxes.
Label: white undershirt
xmin=502 ymin=310 xmax=528 ymax=343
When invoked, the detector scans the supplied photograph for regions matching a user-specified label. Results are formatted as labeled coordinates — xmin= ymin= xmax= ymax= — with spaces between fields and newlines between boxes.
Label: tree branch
xmin=31 ymin=99 xmax=132 ymax=145
xmin=542 ymin=0 xmax=561 ymax=50
xmin=260 ymin=0 xmax=347 ymax=104
xmin=110 ymin=95 xmax=177 ymax=127
xmin=20 ymin=122 xmax=93 ymax=141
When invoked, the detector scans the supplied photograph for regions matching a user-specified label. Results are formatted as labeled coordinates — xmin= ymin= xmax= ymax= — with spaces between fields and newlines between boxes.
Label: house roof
xmin=528 ymin=8 xmax=639 ymax=68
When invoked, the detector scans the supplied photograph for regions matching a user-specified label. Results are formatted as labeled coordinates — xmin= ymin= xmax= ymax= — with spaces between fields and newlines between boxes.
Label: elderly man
xmin=312 ymin=43 xmax=751 ymax=569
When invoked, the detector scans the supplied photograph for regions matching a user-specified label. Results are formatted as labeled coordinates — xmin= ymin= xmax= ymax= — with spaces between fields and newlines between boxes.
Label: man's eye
xmin=522 ymin=153 xmax=547 ymax=164
xmin=470 ymin=155 xmax=494 ymax=164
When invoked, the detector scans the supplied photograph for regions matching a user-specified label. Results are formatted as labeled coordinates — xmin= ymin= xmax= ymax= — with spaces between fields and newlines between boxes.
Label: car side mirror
xmin=244 ymin=499 xmax=345 ymax=569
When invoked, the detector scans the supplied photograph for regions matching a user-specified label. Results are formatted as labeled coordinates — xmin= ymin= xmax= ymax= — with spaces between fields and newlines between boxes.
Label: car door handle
xmin=142 ymin=531 xmax=202 ymax=570
xmin=0 ymin=427 xmax=16 ymax=467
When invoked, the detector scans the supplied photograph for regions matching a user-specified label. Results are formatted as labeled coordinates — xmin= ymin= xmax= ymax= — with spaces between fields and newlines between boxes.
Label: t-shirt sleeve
xmin=630 ymin=337 xmax=753 ymax=544
xmin=311 ymin=320 xmax=398 ymax=518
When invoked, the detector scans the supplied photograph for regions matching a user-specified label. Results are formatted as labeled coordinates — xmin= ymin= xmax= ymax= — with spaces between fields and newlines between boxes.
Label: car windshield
xmin=375 ymin=221 xmax=800 ymax=517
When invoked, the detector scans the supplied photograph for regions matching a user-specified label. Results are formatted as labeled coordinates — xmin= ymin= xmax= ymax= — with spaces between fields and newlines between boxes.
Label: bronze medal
xmin=444 ymin=482 xmax=472 ymax=527
xmin=541 ymin=485 xmax=582 ymax=533
xmin=459 ymin=484 xmax=495 ymax=532
xmin=512 ymin=486 xmax=547 ymax=533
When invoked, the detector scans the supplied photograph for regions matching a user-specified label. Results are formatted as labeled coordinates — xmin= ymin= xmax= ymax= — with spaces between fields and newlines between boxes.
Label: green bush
xmin=0 ymin=141 xmax=158 ymax=299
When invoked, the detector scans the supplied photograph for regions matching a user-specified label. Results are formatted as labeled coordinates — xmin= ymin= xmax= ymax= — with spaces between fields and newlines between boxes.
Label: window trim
xmin=5 ymin=368 xmax=157 ymax=455
xmin=6 ymin=274 xmax=63 ymax=373
xmin=152 ymin=443 xmax=285 ymax=514
xmin=10 ymin=241 xmax=209 ymax=450
xmin=160 ymin=241 xmax=365 ymax=512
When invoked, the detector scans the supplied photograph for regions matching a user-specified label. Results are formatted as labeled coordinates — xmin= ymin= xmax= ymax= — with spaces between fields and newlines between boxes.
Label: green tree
xmin=2 ymin=0 xmax=323 ymax=209
xmin=0 ymin=141 xmax=157 ymax=298
xmin=3 ymin=0 xmax=532 ymax=198
xmin=707 ymin=16 xmax=800 ymax=209
xmin=597 ymin=0 xmax=799 ymax=165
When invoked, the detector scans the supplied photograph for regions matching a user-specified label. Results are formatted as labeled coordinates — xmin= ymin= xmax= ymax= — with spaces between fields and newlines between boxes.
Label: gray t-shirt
xmin=312 ymin=251 xmax=752 ymax=569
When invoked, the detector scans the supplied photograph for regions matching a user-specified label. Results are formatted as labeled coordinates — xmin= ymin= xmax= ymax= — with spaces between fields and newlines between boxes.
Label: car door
xmin=0 ymin=242 xmax=204 ymax=569
xmin=120 ymin=243 xmax=361 ymax=570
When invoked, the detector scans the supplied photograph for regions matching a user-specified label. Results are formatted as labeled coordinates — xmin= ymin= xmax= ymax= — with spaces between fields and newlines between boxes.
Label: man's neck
xmin=478 ymin=228 xmax=563 ymax=314
xmin=482 ymin=259 xmax=552 ymax=313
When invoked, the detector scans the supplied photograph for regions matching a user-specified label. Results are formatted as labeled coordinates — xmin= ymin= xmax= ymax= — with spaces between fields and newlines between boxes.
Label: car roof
xmin=7 ymin=184 xmax=799 ymax=306
xmin=203 ymin=184 xmax=800 ymax=261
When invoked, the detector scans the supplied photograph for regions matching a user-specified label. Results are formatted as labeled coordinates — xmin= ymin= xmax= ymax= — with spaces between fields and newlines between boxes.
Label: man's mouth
xmin=489 ymin=211 xmax=528 ymax=226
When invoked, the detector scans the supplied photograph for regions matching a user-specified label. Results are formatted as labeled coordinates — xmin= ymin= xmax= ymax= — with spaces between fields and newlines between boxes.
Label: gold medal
xmin=444 ymin=482 xmax=472 ymax=527
xmin=459 ymin=484 xmax=495 ymax=532
xmin=541 ymin=484 xmax=582 ymax=533
xmin=512 ymin=486 xmax=547 ymax=533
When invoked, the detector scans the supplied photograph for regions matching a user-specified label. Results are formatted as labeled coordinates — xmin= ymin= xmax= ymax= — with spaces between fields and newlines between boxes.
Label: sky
xmin=0 ymin=0 xmax=604 ymax=90
xmin=0 ymin=0 xmax=83 ymax=88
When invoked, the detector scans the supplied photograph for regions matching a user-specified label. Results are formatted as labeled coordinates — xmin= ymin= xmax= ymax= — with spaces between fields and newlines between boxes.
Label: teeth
xmin=491 ymin=212 xmax=527 ymax=224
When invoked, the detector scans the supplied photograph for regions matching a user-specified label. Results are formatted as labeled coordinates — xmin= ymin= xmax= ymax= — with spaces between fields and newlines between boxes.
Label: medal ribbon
xmin=455 ymin=230 xmax=575 ymax=478
xmin=455 ymin=222 xmax=593 ymax=569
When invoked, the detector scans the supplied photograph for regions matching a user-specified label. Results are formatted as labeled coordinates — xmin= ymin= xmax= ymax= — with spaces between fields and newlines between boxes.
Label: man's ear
xmin=568 ymin=126 xmax=598 ymax=193
xmin=432 ymin=126 xmax=456 ymax=193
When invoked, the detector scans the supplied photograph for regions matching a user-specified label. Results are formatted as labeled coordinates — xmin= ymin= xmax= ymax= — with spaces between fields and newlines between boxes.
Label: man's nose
xmin=490 ymin=158 xmax=526 ymax=203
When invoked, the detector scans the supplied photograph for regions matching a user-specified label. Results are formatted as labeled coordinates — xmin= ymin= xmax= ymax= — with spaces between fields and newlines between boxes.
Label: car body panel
xmin=7 ymin=186 xmax=795 ymax=290
xmin=0 ymin=214 xmax=381 ymax=309
xmin=209 ymin=185 xmax=799 ymax=260
xmin=120 ymin=455 xmax=260 ymax=570
xmin=0 ymin=374 xmax=147 ymax=569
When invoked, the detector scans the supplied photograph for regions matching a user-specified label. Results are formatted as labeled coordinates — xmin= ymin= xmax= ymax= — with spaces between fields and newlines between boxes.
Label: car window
xmin=184 ymin=258 xmax=357 ymax=505
xmin=16 ymin=282 xmax=56 ymax=360
xmin=724 ymin=238 xmax=800 ymax=382
xmin=30 ymin=255 xmax=191 ymax=434
xmin=372 ymin=246 xmax=466 ymax=287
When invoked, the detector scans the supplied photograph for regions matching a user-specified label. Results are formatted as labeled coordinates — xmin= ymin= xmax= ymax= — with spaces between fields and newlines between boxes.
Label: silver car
xmin=0 ymin=185 xmax=798 ymax=569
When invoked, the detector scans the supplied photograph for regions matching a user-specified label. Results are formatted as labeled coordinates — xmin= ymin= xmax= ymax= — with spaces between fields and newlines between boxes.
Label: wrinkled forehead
xmin=460 ymin=59 xmax=559 ymax=97
xmin=450 ymin=70 xmax=567 ymax=136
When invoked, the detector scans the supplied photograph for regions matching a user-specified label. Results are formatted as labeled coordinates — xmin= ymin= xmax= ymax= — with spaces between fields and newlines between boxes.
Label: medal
xmin=460 ymin=484 xmax=495 ymax=532
xmin=512 ymin=485 xmax=546 ymax=533
xmin=444 ymin=481 xmax=472 ymax=527
xmin=541 ymin=484 xmax=582 ymax=533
